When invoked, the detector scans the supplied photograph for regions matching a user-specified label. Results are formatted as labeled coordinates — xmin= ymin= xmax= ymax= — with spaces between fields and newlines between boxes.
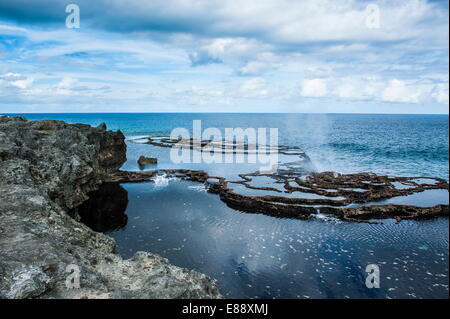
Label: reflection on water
xmin=94 ymin=139 xmax=450 ymax=299
xmin=100 ymin=180 xmax=448 ymax=299
xmin=379 ymin=189 xmax=449 ymax=207
xmin=353 ymin=189 xmax=449 ymax=208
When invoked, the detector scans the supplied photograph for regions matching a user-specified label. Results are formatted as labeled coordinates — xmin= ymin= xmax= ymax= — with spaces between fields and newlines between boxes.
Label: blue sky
xmin=0 ymin=0 xmax=448 ymax=113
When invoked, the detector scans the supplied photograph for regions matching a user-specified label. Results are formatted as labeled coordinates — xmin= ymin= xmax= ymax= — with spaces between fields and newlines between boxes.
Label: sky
xmin=0 ymin=0 xmax=448 ymax=113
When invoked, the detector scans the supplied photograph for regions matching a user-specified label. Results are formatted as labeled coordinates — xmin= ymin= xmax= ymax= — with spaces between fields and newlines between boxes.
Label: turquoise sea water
xmin=5 ymin=113 xmax=449 ymax=298
xmin=7 ymin=113 xmax=448 ymax=180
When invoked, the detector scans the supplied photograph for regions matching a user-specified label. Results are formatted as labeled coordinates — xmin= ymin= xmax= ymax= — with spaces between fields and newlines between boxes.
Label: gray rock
xmin=138 ymin=155 xmax=158 ymax=167
xmin=0 ymin=116 xmax=221 ymax=299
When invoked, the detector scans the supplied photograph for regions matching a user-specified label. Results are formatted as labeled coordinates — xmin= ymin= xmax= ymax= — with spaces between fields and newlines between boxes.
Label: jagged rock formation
xmin=106 ymin=168 xmax=449 ymax=223
xmin=0 ymin=116 xmax=221 ymax=299
xmin=126 ymin=136 xmax=448 ymax=223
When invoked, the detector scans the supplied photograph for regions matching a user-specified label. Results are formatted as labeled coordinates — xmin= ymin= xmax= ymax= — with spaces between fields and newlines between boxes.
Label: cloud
xmin=300 ymin=79 xmax=328 ymax=98
xmin=430 ymin=83 xmax=449 ymax=105
xmin=10 ymin=77 xmax=33 ymax=89
xmin=237 ymin=61 xmax=276 ymax=76
xmin=188 ymin=37 xmax=272 ymax=68
xmin=0 ymin=72 xmax=34 ymax=90
xmin=0 ymin=72 xmax=22 ymax=80
xmin=239 ymin=78 xmax=269 ymax=98
xmin=298 ymin=76 xmax=448 ymax=105
xmin=381 ymin=79 xmax=423 ymax=103
xmin=0 ymin=0 xmax=448 ymax=113
xmin=189 ymin=50 xmax=222 ymax=66
xmin=1 ymin=0 xmax=448 ymax=53
xmin=57 ymin=77 xmax=77 ymax=90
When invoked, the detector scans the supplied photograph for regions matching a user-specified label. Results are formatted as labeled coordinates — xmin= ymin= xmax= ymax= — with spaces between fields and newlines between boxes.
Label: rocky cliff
xmin=0 ymin=116 xmax=221 ymax=299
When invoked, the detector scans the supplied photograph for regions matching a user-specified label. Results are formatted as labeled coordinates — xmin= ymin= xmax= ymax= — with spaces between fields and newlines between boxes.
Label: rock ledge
xmin=0 ymin=116 xmax=221 ymax=299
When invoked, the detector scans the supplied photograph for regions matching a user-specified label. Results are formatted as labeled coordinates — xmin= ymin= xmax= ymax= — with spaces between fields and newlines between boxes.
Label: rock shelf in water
xmin=117 ymin=136 xmax=449 ymax=223
xmin=107 ymin=169 xmax=448 ymax=222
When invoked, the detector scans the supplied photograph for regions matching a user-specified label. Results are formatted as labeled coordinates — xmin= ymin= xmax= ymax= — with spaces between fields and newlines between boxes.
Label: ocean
xmin=9 ymin=113 xmax=448 ymax=180
xmin=5 ymin=113 xmax=449 ymax=298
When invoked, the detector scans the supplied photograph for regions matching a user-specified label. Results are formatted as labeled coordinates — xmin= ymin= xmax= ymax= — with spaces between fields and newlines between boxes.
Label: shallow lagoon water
xmin=369 ymin=189 xmax=449 ymax=207
xmin=105 ymin=137 xmax=448 ymax=299
xmin=102 ymin=180 xmax=448 ymax=299
xmin=95 ymin=135 xmax=449 ymax=299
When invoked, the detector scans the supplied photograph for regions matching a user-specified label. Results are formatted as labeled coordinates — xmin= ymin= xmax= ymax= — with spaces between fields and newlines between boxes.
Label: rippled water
xmin=10 ymin=113 xmax=450 ymax=298
xmin=102 ymin=137 xmax=448 ymax=299
xmin=85 ymin=179 xmax=448 ymax=299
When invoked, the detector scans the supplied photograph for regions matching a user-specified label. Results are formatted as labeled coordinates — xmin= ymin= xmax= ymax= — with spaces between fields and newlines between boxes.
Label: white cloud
xmin=381 ymin=79 xmax=424 ymax=103
xmin=2 ymin=0 xmax=448 ymax=45
xmin=10 ymin=77 xmax=33 ymax=89
xmin=298 ymin=76 xmax=449 ymax=105
xmin=238 ymin=61 xmax=272 ymax=76
xmin=0 ymin=72 xmax=21 ymax=78
xmin=57 ymin=77 xmax=77 ymax=90
xmin=0 ymin=0 xmax=448 ymax=112
xmin=334 ymin=81 xmax=358 ymax=100
xmin=431 ymin=83 xmax=449 ymax=104
xmin=189 ymin=37 xmax=272 ymax=67
xmin=239 ymin=78 xmax=269 ymax=98
xmin=300 ymin=79 xmax=328 ymax=98
xmin=0 ymin=72 xmax=34 ymax=90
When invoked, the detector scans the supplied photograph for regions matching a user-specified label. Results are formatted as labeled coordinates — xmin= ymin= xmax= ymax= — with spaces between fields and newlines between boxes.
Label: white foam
xmin=314 ymin=212 xmax=342 ymax=223
xmin=152 ymin=174 xmax=172 ymax=187
xmin=188 ymin=185 xmax=207 ymax=192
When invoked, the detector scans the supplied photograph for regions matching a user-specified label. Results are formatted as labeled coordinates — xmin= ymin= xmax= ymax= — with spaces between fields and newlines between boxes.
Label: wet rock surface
xmin=0 ymin=116 xmax=221 ymax=299
xmin=107 ymin=168 xmax=449 ymax=222
xmin=131 ymin=136 xmax=307 ymax=156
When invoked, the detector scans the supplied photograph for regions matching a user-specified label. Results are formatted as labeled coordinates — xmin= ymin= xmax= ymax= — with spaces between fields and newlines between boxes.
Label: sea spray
xmin=283 ymin=114 xmax=344 ymax=173
xmin=153 ymin=174 xmax=172 ymax=187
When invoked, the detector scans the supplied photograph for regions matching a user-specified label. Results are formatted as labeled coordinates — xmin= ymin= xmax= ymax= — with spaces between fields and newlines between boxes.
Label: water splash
xmin=314 ymin=211 xmax=343 ymax=223
xmin=153 ymin=174 xmax=172 ymax=187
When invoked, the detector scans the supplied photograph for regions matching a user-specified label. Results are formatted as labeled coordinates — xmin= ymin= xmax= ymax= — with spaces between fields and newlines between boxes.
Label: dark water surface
xmin=84 ymin=180 xmax=448 ymax=299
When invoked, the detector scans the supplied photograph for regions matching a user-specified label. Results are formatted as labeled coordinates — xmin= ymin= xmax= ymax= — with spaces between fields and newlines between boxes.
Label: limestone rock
xmin=138 ymin=155 xmax=158 ymax=168
xmin=0 ymin=116 xmax=221 ymax=299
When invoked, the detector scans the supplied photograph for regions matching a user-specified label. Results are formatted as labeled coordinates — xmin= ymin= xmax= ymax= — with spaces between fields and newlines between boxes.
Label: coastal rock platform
xmin=0 ymin=116 xmax=221 ymax=299
xmin=108 ymin=169 xmax=448 ymax=223
xmin=118 ymin=136 xmax=449 ymax=223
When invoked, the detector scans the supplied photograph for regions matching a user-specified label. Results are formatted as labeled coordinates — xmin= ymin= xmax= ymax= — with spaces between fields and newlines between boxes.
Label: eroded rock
xmin=77 ymin=183 xmax=129 ymax=233
xmin=0 ymin=116 xmax=221 ymax=299
xmin=138 ymin=155 xmax=158 ymax=168
xmin=107 ymin=167 xmax=449 ymax=223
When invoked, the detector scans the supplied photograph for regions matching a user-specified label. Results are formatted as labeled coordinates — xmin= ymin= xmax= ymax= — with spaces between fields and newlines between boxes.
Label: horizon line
xmin=1 ymin=112 xmax=449 ymax=116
